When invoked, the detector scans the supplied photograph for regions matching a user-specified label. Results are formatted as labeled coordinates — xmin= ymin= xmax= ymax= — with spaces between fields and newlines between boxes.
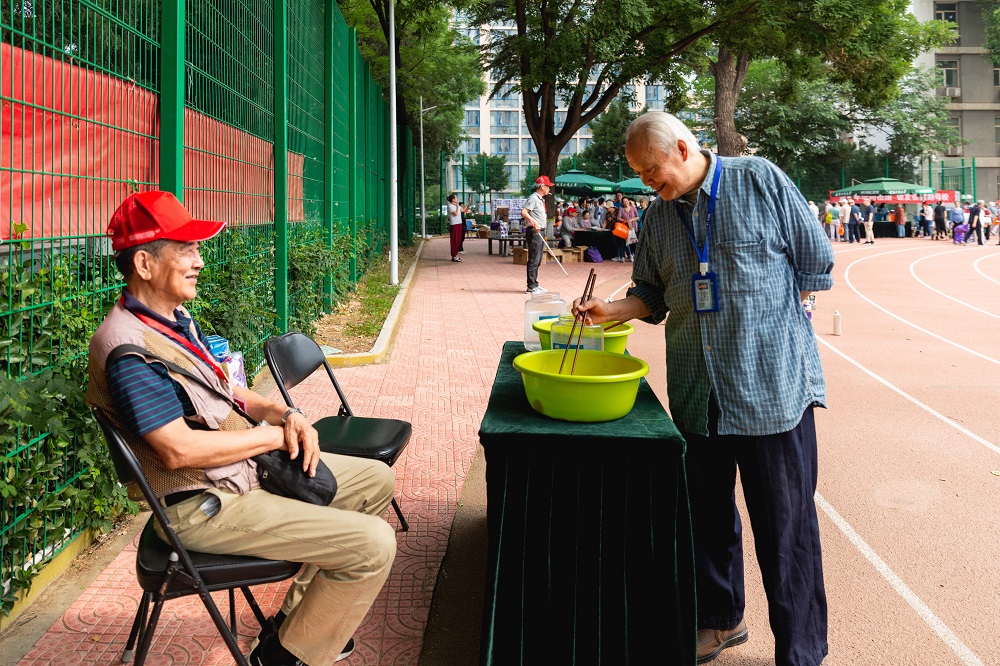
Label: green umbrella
xmin=554 ymin=169 xmax=617 ymax=197
xmin=831 ymin=177 xmax=934 ymax=198
xmin=615 ymin=177 xmax=653 ymax=195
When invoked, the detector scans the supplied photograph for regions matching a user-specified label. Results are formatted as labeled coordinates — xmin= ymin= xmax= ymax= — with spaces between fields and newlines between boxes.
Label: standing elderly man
xmin=86 ymin=191 xmax=398 ymax=666
xmin=573 ymin=112 xmax=834 ymax=666
xmin=521 ymin=175 xmax=553 ymax=293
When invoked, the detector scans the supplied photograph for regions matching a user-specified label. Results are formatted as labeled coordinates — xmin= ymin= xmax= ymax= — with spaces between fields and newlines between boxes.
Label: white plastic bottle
xmin=524 ymin=293 xmax=565 ymax=350
xmin=833 ymin=310 xmax=842 ymax=336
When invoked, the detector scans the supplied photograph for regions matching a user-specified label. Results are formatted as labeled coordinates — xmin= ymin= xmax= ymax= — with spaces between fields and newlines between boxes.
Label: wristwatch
xmin=281 ymin=407 xmax=303 ymax=424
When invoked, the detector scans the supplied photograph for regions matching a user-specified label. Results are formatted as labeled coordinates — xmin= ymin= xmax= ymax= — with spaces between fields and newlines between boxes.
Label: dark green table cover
xmin=478 ymin=341 xmax=696 ymax=665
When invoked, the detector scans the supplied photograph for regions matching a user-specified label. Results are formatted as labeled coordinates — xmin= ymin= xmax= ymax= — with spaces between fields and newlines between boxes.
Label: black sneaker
xmin=336 ymin=637 xmax=356 ymax=662
xmin=248 ymin=632 xmax=303 ymax=666
xmin=249 ymin=615 xmax=354 ymax=664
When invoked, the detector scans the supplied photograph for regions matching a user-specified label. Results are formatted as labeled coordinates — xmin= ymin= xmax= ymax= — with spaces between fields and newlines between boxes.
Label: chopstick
xmin=559 ymin=269 xmax=596 ymax=374
xmin=602 ymin=321 xmax=626 ymax=332
xmin=569 ymin=275 xmax=598 ymax=375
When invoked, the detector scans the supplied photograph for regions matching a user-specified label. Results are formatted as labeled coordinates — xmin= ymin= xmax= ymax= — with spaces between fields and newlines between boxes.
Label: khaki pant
xmin=161 ymin=453 xmax=397 ymax=665
xmin=864 ymin=221 xmax=874 ymax=242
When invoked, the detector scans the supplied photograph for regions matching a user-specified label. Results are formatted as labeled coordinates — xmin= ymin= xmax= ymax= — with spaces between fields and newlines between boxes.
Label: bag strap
xmin=107 ymin=344 xmax=259 ymax=426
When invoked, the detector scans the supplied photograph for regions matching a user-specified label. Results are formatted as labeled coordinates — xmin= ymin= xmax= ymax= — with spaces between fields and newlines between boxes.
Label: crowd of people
xmin=553 ymin=191 xmax=653 ymax=261
xmin=808 ymin=197 xmax=1000 ymax=246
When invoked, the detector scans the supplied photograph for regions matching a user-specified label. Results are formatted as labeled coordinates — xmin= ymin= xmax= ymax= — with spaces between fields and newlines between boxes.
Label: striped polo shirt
xmin=105 ymin=290 xmax=212 ymax=436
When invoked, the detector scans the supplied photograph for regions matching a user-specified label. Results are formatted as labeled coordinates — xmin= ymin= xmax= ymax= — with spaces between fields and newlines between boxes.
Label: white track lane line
xmin=973 ymin=253 xmax=1000 ymax=284
xmin=843 ymin=249 xmax=1000 ymax=365
xmin=909 ymin=250 xmax=1000 ymax=319
xmin=816 ymin=336 xmax=1000 ymax=456
xmin=815 ymin=493 xmax=986 ymax=666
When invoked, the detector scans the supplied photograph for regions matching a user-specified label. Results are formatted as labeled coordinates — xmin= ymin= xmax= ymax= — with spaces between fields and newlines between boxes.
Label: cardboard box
xmin=513 ymin=247 xmax=528 ymax=265
xmin=477 ymin=227 xmax=490 ymax=238
xmin=562 ymin=248 xmax=579 ymax=262
xmin=544 ymin=248 xmax=563 ymax=263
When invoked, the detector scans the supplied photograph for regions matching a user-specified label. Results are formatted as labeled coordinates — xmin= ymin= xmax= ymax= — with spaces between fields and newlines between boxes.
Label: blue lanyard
xmin=675 ymin=158 xmax=722 ymax=276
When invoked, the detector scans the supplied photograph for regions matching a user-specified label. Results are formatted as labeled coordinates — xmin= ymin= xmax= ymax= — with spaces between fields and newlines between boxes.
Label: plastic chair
xmin=92 ymin=408 xmax=301 ymax=666
xmin=263 ymin=331 xmax=412 ymax=531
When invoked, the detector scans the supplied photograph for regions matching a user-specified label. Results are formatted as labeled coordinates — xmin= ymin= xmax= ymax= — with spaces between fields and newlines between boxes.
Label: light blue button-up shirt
xmin=629 ymin=151 xmax=834 ymax=437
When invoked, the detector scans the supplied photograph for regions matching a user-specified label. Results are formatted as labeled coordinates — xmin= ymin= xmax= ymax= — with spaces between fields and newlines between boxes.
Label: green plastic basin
xmin=512 ymin=349 xmax=649 ymax=422
xmin=532 ymin=318 xmax=634 ymax=354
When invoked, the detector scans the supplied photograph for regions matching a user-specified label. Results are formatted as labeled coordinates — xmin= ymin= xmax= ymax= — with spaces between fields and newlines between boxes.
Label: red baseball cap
xmin=535 ymin=175 xmax=554 ymax=187
xmin=108 ymin=191 xmax=227 ymax=251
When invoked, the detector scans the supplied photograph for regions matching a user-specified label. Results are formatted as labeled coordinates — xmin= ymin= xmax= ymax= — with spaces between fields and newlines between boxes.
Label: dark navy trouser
xmin=680 ymin=398 xmax=828 ymax=666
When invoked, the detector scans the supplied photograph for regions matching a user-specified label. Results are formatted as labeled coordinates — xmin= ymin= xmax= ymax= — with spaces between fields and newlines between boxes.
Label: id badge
xmin=691 ymin=272 xmax=720 ymax=313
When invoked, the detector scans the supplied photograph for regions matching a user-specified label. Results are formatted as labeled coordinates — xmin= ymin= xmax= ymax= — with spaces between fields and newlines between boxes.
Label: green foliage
xmin=0 ymin=249 xmax=137 ymax=616
xmin=520 ymin=165 xmax=540 ymax=196
xmin=338 ymin=0 xmax=485 ymax=154
xmin=580 ymin=99 xmax=642 ymax=180
xmin=287 ymin=225 xmax=342 ymax=337
xmin=462 ymin=153 xmax=510 ymax=200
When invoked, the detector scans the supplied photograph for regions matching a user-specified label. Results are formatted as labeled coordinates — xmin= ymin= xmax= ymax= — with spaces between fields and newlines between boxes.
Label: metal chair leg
xmin=229 ymin=588 xmax=237 ymax=634
xmin=391 ymin=497 xmax=409 ymax=531
xmin=122 ymin=591 xmax=149 ymax=663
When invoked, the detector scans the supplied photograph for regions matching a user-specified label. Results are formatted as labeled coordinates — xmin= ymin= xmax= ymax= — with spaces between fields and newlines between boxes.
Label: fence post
xmin=160 ymin=0 xmax=184 ymax=196
xmin=322 ymin=1 xmax=336 ymax=311
xmin=347 ymin=31 xmax=358 ymax=284
xmin=440 ymin=150 xmax=445 ymax=235
xmin=273 ymin=0 xmax=289 ymax=332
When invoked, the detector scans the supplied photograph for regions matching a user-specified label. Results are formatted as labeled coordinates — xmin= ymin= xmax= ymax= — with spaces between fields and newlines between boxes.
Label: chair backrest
xmin=92 ymin=408 xmax=197 ymax=564
xmin=264 ymin=331 xmax=352 ymax=416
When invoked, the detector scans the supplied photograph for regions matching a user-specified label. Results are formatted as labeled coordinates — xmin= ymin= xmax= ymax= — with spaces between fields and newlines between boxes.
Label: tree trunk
xmin=537 ymin=144 xmax=561 ymax=181
xmin=711 ymin=48 xmax=750 ymax=157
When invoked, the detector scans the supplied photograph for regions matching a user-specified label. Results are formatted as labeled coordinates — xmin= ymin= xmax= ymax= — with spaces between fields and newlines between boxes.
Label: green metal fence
xmin=1 ymin=0 xmax=409 ymax=614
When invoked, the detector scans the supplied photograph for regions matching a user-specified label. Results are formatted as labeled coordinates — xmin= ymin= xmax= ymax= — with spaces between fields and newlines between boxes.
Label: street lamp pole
xmin=419 ymin=96 xmax=438 ymax=240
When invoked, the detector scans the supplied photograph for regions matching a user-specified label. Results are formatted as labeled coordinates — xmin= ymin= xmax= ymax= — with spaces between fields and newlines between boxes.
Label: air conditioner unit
xmin=945 ymin=87 xmax=961 ymax=98
xmin=945 ymin=145 xmax=964 ymax=157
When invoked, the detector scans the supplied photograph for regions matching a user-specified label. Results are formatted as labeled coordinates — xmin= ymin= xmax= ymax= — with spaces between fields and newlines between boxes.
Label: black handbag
xmin=107 ymin=344 xmax=337 ymax=505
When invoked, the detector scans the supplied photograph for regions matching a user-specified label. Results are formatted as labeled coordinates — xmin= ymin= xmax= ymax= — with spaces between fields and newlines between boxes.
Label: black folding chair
xmin=92 ymin=408 xmax=301 ymax=666
xmin=263 ymin=331 xmax=412 ymax=531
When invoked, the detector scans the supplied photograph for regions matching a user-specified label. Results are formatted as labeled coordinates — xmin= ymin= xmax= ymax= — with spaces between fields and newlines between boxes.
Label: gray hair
xmin=625 ymin=111 xmax=700 ymax=157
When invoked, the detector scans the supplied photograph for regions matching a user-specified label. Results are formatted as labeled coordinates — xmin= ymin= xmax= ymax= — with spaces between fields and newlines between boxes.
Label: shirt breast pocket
xmin=716 ymin=239 xmax=770 ymax=294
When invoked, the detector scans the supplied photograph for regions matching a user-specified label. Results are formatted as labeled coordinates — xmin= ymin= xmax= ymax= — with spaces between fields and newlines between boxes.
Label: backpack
xmin=585 ymin=246 xmax=604 ymax=263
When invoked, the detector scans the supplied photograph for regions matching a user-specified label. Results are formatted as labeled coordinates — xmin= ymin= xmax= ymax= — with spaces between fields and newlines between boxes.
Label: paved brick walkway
xmin=15 ymin=234 xmax=634 ymax=665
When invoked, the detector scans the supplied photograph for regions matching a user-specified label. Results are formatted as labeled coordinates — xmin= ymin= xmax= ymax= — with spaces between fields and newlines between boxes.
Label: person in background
xmin=637 ymin=197 xmax=649 ymax=232
xmin=921 ymin=201 xmax=935 ymax=239
xmin=613 ymin=191 xmax=625 ymax=209
xmin=933 ymin=200 xmax=947 ymax=240
xmin=559 ymin=206 xmax=578 ymax=248
xmin=522 ymin=175 xmax=553 ymax=294
xmin=835 ymin=199 xmax=849 ymax=242
xmin=594 ymin=197 xmax=606 ymax=228
xmin=619 ymin=197 xmax=640 ymax=261
xmin=578 ymin=210 xmax=594 ymax=230
xmin=948 ymin=203 xmax=965 ymax=241
xmin=874 ymin=202 xmax=888 ymax=223
xmin=448 ymin=194 xmax=463 ymax=262
xmin=964 ymin=200 xmax=984 ymax=246
xmin=980 ymin=203 xmax=992 ymax=242
xmin=807 ymin=200 xmax=819 ymax=223
xmin=574 ymin=111 xmax=833 ymax=666
xmin=862 ymin=198 xmax=876 ymax=245
xmin=848 ymin=199 xmax=862 ymax=243
xmin=893 ymin=204 xmax=907 ymax=238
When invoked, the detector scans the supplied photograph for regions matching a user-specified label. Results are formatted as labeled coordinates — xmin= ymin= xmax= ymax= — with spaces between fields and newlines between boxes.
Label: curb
xmin=325 ymin=239 xmax=425 ymax=368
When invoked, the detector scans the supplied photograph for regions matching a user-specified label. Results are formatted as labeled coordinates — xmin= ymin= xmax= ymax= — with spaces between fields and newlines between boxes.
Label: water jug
xmin=524 ymin=293 xmax=565 ymax=351
xmin=550 ymin=313 xmax=604 ymax=351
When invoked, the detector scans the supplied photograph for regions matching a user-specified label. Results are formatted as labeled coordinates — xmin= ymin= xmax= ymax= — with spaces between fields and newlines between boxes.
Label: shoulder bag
xmin=612 ymin=221 xmax=629 ymax=239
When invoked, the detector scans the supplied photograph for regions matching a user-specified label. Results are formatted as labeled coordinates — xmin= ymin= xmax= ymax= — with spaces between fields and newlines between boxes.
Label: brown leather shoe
xmin=696 ymin=620 xmax=748 ymax=663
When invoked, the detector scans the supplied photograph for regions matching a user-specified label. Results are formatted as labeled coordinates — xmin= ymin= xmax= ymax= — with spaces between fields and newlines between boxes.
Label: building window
xmin=947 ymin=116 xmax=962 ymax=139
xmin=465 ymin=139 xmax=480 ymax=154
xmin=994 ymin=118 xmax=1000 ymax=144
xmin=491 ymin=138 xmax=515 ymax=155
xmin=491 ymin=111 xmax=518 ymax=135
xmin=493 ymin=83 xmax=519 ymax=108
xmin=521 ymin=138 xmax=536 ymax=155
xmin=579 ymin=138 xmax=592 ymax=151
xmin=555 ymin=111 xmax=567 ymax=130
xmin=937 ymin=60 xmax=959 ymax=88
xmin=507 ymin=165 xmax=519 ymax=183
xmin=645 ymin=84 xmax=666 ymax=110
xmin=934 ymin=2 xmax=957 ymax=23
xmin=994 ymin=67 xmax=1000 ymax=87
xmin=464 ymin=110 xmax=480 ymax=128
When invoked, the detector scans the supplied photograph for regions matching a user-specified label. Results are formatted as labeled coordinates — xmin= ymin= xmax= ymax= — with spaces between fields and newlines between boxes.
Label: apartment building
xmin=914 ymin=1 xmax=1000 ymax=199
xmin=449 ymin=21 xmax=668 ymax=207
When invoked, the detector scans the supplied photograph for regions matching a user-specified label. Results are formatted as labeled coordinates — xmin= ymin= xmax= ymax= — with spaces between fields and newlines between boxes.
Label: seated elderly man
xmin=86 ymin=191 xmax=397 ymax=666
